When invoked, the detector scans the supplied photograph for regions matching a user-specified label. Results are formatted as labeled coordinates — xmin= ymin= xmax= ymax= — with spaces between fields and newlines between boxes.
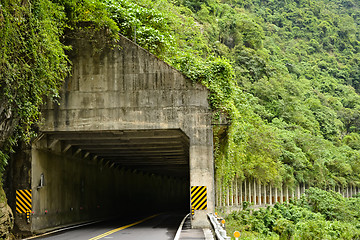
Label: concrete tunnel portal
xmin=10 ymin=33 xmax=215 ymax=232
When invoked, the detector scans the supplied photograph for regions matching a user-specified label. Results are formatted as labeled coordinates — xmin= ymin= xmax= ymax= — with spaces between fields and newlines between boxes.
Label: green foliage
xmin=105 ymin=0 xmax=172 ymax=56
xmin=172 ymin=0 xmax=360 ymax=187
xmin=224 ymin=188 xmax=360 ymax=239
xmin=0 ymin=0 xmax=68 ymax=137
xmin=53 ymin=0 xmax=119 ymax=34
xmin=173 ymin=53 xmax=284 ymax=184
xmin=0 ymin=0 xmax=70 ymax=167
xmin=0 ymin=0 xmax=119 ymax=172
xmin=299 ymin=187 xmax=353 ymax=221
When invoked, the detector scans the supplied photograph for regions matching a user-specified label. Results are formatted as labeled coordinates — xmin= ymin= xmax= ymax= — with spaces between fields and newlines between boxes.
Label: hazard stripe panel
xmin=191 ymin=186 xmax=207 ymax=210
xmin=16 ymin=189 xmax=32 ymax=214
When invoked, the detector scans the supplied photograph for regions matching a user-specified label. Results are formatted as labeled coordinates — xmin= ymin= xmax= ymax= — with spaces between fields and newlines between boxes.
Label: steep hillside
xmin=114 ymin=0 xmax=360 ymax=188
xmin=208 ymin=0 xmax=360 ymax=187
xmin=178 ymin=0 xmax=360 ymax=187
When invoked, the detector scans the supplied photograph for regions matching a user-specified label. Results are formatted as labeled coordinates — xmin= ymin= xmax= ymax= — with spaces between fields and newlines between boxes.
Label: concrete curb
xmin=203 ymin=228 xmax=215 ymax=240
xmin=174 ymin=213 xmax=190 ymax=240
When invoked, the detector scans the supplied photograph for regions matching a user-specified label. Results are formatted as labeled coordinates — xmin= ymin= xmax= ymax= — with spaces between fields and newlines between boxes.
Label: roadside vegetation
xmin=224 ymin=188 xmax=360 ymax=239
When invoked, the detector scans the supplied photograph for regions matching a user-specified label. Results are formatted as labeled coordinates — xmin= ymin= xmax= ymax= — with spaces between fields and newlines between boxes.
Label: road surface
xmin=30 ymin=212 xmax=185 ymax=240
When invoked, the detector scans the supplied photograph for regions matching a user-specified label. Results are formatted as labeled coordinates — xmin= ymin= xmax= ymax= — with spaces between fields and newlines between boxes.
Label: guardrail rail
xmin=207 ymin=213 xmax=230 ymax=240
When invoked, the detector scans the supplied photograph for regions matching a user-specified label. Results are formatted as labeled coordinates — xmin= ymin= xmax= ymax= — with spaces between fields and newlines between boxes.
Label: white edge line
xmin=174 ymin=213 xmax=190 ymax=240
xmin=22 ymin=220 xmax=104 ymax=240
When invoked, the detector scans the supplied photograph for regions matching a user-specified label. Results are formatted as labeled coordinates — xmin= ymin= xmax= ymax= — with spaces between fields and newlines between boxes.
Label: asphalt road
xmin=30 ymin=212 xmax=185 ymax=240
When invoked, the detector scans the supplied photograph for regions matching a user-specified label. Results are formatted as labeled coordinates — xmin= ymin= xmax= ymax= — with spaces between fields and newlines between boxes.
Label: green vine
xmin=0 ymin=0 xmax=119 ymax=173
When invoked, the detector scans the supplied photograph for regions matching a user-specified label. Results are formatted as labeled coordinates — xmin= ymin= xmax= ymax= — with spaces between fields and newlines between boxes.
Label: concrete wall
xmin=5 ymin=144 xmax=32 ymax=232
xmin=31 ymin=136 xmax=188 ymax=231
xmin=39 ymin=34 xmax=214 ymax=228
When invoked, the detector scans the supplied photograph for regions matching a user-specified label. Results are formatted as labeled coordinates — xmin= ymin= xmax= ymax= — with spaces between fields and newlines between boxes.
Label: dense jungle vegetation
xmin=1 ymin=0 xmax=360 ymax=237
xmin=225 ymin=188 xmax=360 ymax=239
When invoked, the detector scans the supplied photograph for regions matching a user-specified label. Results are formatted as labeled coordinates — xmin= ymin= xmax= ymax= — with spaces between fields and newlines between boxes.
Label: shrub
xmin=224 ymin=188 xmax=360 ymax=239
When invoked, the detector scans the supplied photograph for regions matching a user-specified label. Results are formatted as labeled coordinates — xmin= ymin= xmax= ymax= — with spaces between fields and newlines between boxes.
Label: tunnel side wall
xmin=31 ymin=138 xmax=187 ymax=231
xmin=5 ymin=144 xmax=32 ymax=232
xmin=39 ymin=34 xmax=214 ymax=228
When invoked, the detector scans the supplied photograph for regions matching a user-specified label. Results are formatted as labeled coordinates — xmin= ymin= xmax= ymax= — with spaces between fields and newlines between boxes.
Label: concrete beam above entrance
xmin=40 ymin=129 xmax=190 ymax=178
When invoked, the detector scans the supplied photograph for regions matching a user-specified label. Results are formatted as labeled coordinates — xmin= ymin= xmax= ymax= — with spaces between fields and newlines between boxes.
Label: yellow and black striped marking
xmin=16 ymin=189 xmax=32 ymax=214
xmin=26 ymin=210 xmax=31 ymax=223
xmin=191 ymin=186 xmax=207 ymax=210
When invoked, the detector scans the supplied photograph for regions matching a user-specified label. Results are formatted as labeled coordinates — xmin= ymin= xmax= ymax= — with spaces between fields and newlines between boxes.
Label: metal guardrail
xmin=207 ymin=213 xmax=230 ymax=240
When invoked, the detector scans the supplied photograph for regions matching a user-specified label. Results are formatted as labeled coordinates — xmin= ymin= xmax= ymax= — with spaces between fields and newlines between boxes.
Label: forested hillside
xmin=126 ymin=0 xmax=360 ymax=189
xmin=183 ymin=0 xmax=360 ymax=188
xmin=201 ymin=0 xmax=360 ymax=188
xmin=1 ymin=0 xmax=360 ymax=192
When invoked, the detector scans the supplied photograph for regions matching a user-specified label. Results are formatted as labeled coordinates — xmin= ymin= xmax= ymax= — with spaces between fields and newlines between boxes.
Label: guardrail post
xmin=286 ymin=186 xmax=289 ymax=202
xmin=230 ymin=181 xmax=233 ymax=206
xmin=248 ymin=179 xmax=251 ymax=203
xmin=239 ymin=180 xmax=243 ymax=207
xmin=263 ymin=183 xmax=267 ymax=204
xmin=253 ymin=179 xmax=257 ymax=205
xmin=258 ymin=181 xmax=262 ymax=206
xmin=234 ymin=179 xmax=238 ymax=206
xmin=226 ymin=185 xmax=230 ymax=206
xmin=302 ymin=183 xmax=306 ymax=195
xmin=244 ymin=179 xmax=247 ymax=202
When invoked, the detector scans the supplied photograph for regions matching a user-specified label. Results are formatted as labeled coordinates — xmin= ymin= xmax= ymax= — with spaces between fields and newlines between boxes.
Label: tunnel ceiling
xmin=43 ymin=129 xmax=190 ymax=178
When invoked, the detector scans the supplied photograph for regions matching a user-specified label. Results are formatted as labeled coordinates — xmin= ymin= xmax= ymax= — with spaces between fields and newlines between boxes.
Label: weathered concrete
xmin=25 ymin=33 xmax=215 ymax=230
xmin=5 ymin=144 xmax=32 ymax=233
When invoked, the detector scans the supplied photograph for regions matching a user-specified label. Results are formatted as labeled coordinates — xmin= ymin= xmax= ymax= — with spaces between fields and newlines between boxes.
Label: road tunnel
xmin=30 ymin=129 xmax=190 ymax=230
xmin=9 ymin=32 xmax=215 ymax=233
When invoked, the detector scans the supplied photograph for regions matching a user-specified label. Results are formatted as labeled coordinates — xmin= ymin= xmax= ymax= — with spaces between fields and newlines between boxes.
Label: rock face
xmin=0 ymin=102 xmax=17 ymax=150
xmin=0 ymin=186 xmax=13 ymax=240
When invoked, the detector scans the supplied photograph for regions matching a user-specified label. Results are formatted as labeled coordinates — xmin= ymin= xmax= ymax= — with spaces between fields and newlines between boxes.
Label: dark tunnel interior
xmin=30 ymin=129 xmax=190 ymax=230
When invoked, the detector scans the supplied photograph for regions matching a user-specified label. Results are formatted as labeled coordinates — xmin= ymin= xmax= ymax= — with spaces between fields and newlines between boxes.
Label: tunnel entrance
xmin=10 ymin=33 xmax=215 ymax=232
xmin=30 ymin=129 xmax=190 ymax=231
